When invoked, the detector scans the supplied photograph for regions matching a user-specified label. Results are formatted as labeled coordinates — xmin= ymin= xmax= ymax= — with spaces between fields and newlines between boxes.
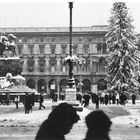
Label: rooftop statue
xmin=0 ymin=33 xmax=17 ymax=57
xmin=0 ymin=32 xmax=23 ymax=77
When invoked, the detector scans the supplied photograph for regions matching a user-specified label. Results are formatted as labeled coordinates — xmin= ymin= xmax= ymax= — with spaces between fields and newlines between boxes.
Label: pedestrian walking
xmin=83 ymin=93 xmax=90 ymax=107
xmin=116 ymin=93 xmax=120 ymax=105
xmin=100 ymin=91 xmax=105 ymax=104
xmin=14 ymin=95 xmax=20 ymax=109
xmin=35 ymin=103 xmax=80 ymax=140
xmin=24 ymin=93 xmax=32 ymax=114
xmin=108 ymin=94 xmax=112 ymax=104
xmin=76 ymin=92 xmax=82 ymax=103
xmin=31 ymin=93 xmax=35 ymax=106
xmin=39 ymin=93 xmax=45 ymax=110
xmin=94 ymin=94 xmax=99 ymax=109
xmin=83 ymin=110 xmax=112 ymax=140
xmin=112 ymin=94 xmax=116 ymax=104
xmin=131 ymin=93 xmax=136 ymax=105
xmin=105 ymin=93 xmax=109 ymax=105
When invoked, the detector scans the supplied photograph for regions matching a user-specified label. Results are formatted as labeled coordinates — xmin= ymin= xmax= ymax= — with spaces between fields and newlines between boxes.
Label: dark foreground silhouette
xmin=35 ymin=102 xmax=80 ymax=140
xmin=83 ymin=110 xmax=112 ymax=140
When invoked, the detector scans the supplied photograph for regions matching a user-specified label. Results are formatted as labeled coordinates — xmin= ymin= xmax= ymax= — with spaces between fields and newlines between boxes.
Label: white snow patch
xmin=111 ymin=108 xmax=140 ymax=127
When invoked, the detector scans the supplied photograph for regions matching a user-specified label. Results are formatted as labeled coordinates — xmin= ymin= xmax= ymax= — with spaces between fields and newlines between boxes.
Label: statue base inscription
xmin=65 ymin=87 xmax=77 ymax=101
xmin=52 ymin=86 xmax=83 ymax=112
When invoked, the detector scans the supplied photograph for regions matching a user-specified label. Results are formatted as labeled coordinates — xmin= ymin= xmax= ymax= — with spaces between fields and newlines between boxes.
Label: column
xmin=89 ymin=57 xmax=92 ymax=72
xmin=55 ymin=44 xmax=61 ymax=55
xmin=57 ymin=84 xmax=60 ymax=97
xmin=22 ymin=44 xmax=28 ymax=55
xmin=34 ymin=57 xmax=39 ymax=74
xmin=34 ymin=44 xmax=39 ymax=55
xmin=56 ymin=57 xmax=61 ymax=72
xmin=22 ymin=56 xmax=28 ymax=75
xmin=45 ymin=57 xmax=50 ymax=74
xmin=45 ymin=44 xmax=50 ymax=55
xmin=93 ymin=44 xmax=98 ymax=54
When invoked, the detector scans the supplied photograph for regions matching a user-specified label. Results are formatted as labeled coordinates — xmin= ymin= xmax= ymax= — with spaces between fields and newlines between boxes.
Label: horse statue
xmin=7 ymin=34 xmax=17 ymax=57
xmin=0 ymin=34 xmax=7 ymax=57
xmin=0 ymin=33 xmax=17 ymax=57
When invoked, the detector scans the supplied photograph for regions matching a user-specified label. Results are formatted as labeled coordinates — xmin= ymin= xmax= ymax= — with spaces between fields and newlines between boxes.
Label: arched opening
xmin=97 ymin=79 xmax=107 ymax=91
xmin=48 ymin=79 xmax=58 ymax=93
xmin=48 ymin=79 xmax=58 ymax=101
xmin=37 ymin=79 xmax=46 ymax=93
xmin=26 ymin=79 xmax=35 ymax=89
xmin=59 ymin=79 xmax=67 ymax=93
xmin=82 ymin=79 xmax=91 ymax=93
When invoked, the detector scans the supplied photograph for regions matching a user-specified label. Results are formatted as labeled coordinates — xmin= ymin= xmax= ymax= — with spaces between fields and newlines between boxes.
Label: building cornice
xmin=0 ymin=25 xmax=108 ymax=33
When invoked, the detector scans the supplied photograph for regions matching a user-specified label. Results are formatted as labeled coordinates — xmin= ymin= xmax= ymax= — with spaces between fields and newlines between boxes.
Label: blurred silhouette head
xmin=85 ymin=110 xmax=112 ymax=140
xmin=48 ymin=102 xmax=80 ymax=134
xmin=35 ymin=102 xmax=80 ymax=140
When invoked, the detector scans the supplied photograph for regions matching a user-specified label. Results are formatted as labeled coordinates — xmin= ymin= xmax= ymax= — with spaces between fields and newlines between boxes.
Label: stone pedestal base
xmin=52 ymin=87 xmax=83 ymax=112
xmin=65 ymin=88 xmax=77 ymax=101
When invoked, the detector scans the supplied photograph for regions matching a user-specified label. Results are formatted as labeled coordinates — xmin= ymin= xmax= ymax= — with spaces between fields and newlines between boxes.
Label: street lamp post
xmin=62 ymin=2 xmax=80 ymax=88
xmin=63 ymin=2 xmax=80 ymax=89
xmin=69 ymin=2 xmax=73 ymax=58
xmin=68 ymin=2 xmax=74 ymax=88
xmin=52 ymin=2 xmax=83 ymax=111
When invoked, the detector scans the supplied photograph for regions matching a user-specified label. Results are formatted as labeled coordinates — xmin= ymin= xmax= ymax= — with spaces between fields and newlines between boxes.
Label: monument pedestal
xmin=52 ymin=87 xmax=83 ymax=112
xmin=65 ymin=87 xmax=76 ymax=101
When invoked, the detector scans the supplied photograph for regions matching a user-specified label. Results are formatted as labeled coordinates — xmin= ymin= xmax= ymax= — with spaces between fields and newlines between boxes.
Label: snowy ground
xmin=0 ymin=100 xmax=140 ymax=140
xmin=111 ymin=104 xmax=140 ymax=127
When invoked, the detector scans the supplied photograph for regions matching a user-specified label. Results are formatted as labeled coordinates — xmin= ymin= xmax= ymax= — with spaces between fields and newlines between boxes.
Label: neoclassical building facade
xmin=0 ymin=26 xmax=109 ymax=95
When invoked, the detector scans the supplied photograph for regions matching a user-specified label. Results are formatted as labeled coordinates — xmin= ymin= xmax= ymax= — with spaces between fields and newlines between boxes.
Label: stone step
xmin=51 ymin=101 xmax=83 ymax=112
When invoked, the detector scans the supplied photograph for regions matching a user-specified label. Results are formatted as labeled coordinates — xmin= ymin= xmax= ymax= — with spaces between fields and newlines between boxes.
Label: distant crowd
xmin=75 ymin=90 xmax=137 ymax=109
xmin=81 ymin=90 xmax=136 ymax=108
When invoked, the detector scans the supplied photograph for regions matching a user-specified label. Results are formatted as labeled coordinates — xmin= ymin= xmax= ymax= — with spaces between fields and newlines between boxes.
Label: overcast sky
xmin=0 ymin=0 xmax=140 ymax=33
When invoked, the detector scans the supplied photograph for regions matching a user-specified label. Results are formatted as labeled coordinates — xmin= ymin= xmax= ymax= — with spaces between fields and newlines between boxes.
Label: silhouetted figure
xmin=31 ymin=93 xmax=35 ymax=106
xmin=76 ymin=92 xmax=82 ymax=103
xmin=131 ymin=94 xmax=136 ymax=105
xmin=83 ymin=93 xmax=90 ymax=107
xmin=105 ymin=93 xmax=109 ymax=105
xmin=91 ymin=93 xmax=96 ymax=104
xmin=35 ymin=103 xmax=80 ymax=140
xmin=100 ymin=91 xmax=105 ymax=104
xmin=24 ymin=93 xmax=32 ymax=114
xmin=14 ymin=95 xmax=20 ymax=109
xmin=94 ymin=94 xmax=99 ymax=109
xmin=39 ymin=93 xmax=45 ymax=110
xmin=116 ymin=93 xmax=120 ymax=105
xmin=108 ymin=94 xmax=112 ymax=104
xmin=112 ymin=94 xmax=116 ymax=104
xmin=120 ymin=93 xmax=127 ymax=105
xmin=51 ymin=89 xmax=55 ymax=102
xmin=84 ymin=110 xmax=112 ymax=140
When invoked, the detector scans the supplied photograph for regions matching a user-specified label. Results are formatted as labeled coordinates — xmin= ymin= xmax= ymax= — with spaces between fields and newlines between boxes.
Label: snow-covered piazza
xmin=0 ymin=1 xmax=140 ymax=140
xmin=0 ymin=100 xmax=140 ymax=140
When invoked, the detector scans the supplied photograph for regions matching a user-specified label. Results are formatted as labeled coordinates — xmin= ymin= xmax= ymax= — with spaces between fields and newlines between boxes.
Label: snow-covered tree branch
xmin=105 ymin=2 xmax=140 ymax=94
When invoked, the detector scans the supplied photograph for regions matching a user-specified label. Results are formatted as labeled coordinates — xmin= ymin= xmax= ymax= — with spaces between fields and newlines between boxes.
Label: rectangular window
xmin=28 ymin=45 xmax=34 ymax=55
xmin=102 ymin=44 xmax=107 ymax=54
xmin=40 ymin=38 xmax=44 ymax=42
xmin=61 ymin=45 xmax=67 ymax=54
xmin=50 ymin=45 xmax=56 ymax=54
xmin=51 ymin=65 xmax=55 ymax=72
xmin=83 ymin=44 xmax=89 ymax=54
xmin=17 ymin=45 xmax=23 ymax=54
xmin=39 ymin=45 xmax=45 ymax=54
xmin=73 ymin=45 xmax=78 ymax=55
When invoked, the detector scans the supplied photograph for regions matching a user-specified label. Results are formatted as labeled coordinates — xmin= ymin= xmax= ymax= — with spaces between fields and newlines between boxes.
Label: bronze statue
xmin=0 ymin=33 xmax=17 ymax=57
